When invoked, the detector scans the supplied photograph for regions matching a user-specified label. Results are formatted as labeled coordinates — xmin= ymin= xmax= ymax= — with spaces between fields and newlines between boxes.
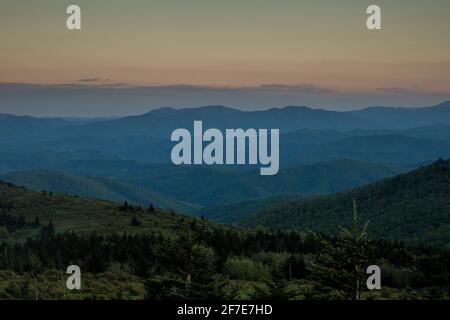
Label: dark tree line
xmin=0 ymin=212 xmax=40 ymax=232
xmin=1 ymin=219 xmax=449 ymax=300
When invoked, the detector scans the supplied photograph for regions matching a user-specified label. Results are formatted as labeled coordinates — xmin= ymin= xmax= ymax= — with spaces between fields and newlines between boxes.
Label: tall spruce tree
xmin=310 ymin=198 xmax=370 ymax=300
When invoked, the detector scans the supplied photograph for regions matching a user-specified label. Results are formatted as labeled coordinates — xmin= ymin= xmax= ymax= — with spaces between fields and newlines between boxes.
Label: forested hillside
xmin=0 ymin=170 xmax=199 ymax=214
xmin=195 ymin=193 xmax=308 ymax=223
xmin=0 ymin=180 xmax=205 ymax=239
xmin=117 ymin=159 xmax=401 ymax=206
xmin=243 ymin=159 xmax=450 ymax=246
xmin=0 ymin=181 xmax=449 ymax=300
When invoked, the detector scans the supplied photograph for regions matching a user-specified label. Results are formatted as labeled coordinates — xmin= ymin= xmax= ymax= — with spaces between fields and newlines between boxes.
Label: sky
xmin=1 ymin=0 xmax=450 ymax=116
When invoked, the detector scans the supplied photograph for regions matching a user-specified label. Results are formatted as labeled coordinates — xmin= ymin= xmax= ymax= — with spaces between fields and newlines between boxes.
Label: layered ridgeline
xmin=2 ymin=129 xmax=449 ymax=172
xmin=1 ymin=102 xmax=450 ymax=172
xmin=0 ymin=159 xmax=401 ymax=207
xmin=242 ymin=159 xmax=450 ymax=246
xmin=2 ymin=101 xmax=450 ymax=142
xmin=282 ymin=132 xmax=450 ymax=167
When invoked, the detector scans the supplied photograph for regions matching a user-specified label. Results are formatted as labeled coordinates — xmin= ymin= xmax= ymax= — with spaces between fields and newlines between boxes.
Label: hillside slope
xmin=195 ymin=193 xmax=308 ymax=223
xmin=125 ymin=159 xmax=402 ymax=206
xmin=242 ymin=159 xmax=450 ymax=245
xmin=0 ymin=181 xmax=210 ymax=240
xmin=0 ymin=170 xmax=200 ymax=214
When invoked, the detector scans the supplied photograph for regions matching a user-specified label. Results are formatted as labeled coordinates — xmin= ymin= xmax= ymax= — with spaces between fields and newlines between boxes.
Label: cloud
xmin=375 ymin=87 xmax=437 ymax=95
xmin=252 ymin=84 xmax=337 ymax=94
xmin=0 ymin=82 xmax=337 ymax=94
xmin=0 ymin=82 xmax=449 ymax=116
xmin=77 ymin=78 xmax=110 ymax=83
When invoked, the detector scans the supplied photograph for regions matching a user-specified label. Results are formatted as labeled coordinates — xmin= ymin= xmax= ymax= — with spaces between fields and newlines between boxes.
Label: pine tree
xmin=40 ymin=221 xmax=55 ymax=238
xmin=119 ymin=201 xmax=129 ymax=212
xmin=310 ymin=198 xmax=370 ymax=300
xmin=149 ymin=203 xmax=155 ymax=213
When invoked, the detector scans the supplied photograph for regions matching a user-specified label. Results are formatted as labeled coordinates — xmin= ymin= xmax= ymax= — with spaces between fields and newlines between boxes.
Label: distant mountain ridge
xmin=62 ymin=101 xmax=450 ymax=138
xmin=1 ymin=101 xmax=449 ymax=213
xmin=1 ymin=101 xmax=450 ymax=143
xmin=350 ymin=101 xmax=450 ymax=129
xmin=58 ymin=104 xmax=370 ymax=139
xmin=283 ymin=134 xmax=450 ymax=166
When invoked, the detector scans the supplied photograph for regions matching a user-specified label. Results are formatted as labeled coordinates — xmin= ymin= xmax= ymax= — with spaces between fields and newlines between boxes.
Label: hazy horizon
xmin=0 ymin=87 xmax=449 ymax=119
xmin=1 ymin=1 xmax=449 ymax=116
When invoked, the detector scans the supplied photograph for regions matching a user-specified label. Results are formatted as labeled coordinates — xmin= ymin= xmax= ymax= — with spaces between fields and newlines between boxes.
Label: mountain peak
xmin=191 ymin=105 xmax=241 ymax=113
xmin=282 ymin=105 xmax=309 ymax=110
xmin=141 ymin=107 xmax=177 ymax=117
xmin=434 ymin=101 xmax=450 ymax=109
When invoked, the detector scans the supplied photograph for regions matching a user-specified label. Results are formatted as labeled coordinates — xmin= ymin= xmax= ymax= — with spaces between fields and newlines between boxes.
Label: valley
xmin=0 ymin=160 xmax=449 ymax=300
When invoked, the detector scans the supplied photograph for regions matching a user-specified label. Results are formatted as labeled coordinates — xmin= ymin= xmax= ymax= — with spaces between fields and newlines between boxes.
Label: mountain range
xmin=0 ymin=159 xmax=402 ymax=207
xmin=1 ymin=101 xmax=450 ymax=235
xmin=1 ymin=101 xmax=450 ymax=143
xmin=1 ymin=158 xmax=449 ymax=246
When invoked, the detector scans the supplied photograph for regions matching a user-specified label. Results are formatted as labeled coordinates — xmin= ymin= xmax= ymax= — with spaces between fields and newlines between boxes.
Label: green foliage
xmin=0 ymin=270 xmax=146 ymax=300
xmin=130 ymin=216 xmax=142 ymax=227
xmin=243 ymin=159 xmax=450 ymax=246
xmin=0 ymin=170 xmax=200 ymax=214
xmin=0 ymin=179 xmax=449 ymax=300
xmin=196 ymin=194 xmax=308 ymax=223
xmin=0 ymin=227 xmax=10 ymax=240
xmin=223 ymin=257 xmax=271 ymax=282
xmin=309 ymin=200 xmax=370 ymax=300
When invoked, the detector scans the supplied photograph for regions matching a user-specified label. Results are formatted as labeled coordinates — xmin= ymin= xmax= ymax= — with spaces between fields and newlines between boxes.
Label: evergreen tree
xmin=310 ymin=198 xmax=370 ymax=300
xmin=40 ymin=221 xmax=55 ymax=238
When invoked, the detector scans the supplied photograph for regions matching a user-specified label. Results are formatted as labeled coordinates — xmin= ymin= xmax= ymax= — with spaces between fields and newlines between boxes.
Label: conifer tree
xmin=310 ymin=198 xmax=370 ymax=300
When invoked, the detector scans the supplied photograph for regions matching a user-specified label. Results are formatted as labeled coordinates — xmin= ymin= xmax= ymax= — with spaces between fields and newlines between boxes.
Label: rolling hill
xmin=3 ymin=180 xmax=448 ymax=300
xmin=0 ymin=159 xmax=402 ymax=210
xmin=0 ymin=180 xmax=219 ymax=241
xmin=0 ymin=170 xmax=200 ymax=214
xmin=242 ymin=158 xmax=450 ymax=246
xmin=108 ymin=159 xmax=403 ymax=206
xmin=2 ymin=124 xmax=450 ymax=175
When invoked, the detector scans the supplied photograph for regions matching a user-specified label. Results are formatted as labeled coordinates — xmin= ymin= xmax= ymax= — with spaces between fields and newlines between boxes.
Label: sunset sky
xmin=1 ymin=0 xmax=450 ymax=116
